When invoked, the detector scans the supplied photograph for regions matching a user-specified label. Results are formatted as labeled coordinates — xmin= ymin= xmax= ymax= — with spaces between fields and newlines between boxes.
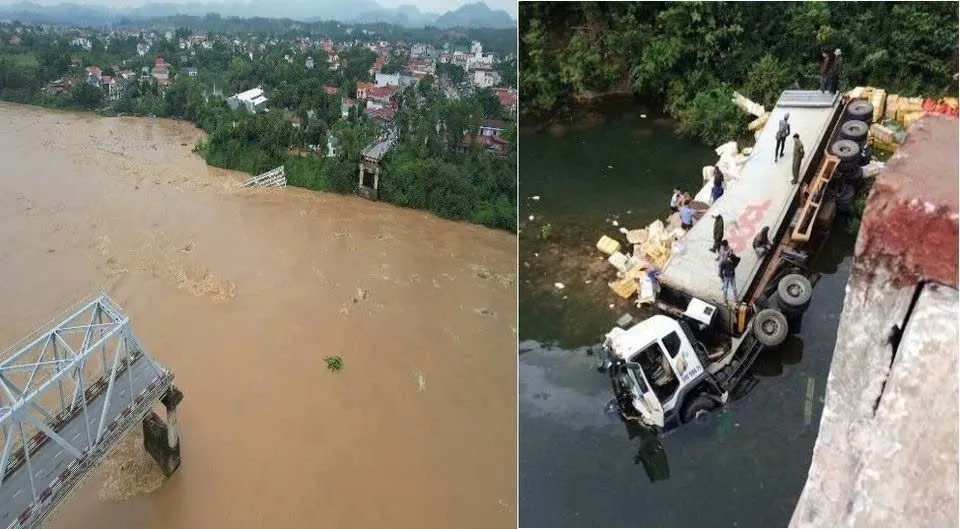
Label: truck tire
xmin=845 ymin=100 xmax=874 ymax=123
xmin=830 ymin=139 xmax=860 ymax=165
xmin=777 ymin=274 xmax=813 ymax=308
xmin=680 ymin=394 xmax=717 ymax=424
xmin=753 ymin=308 xmax=789 ymax=347
xmin=840 ymin=120 xmax=869 ymax=144
xmin=836 ymin=183 xmax=856 ymax=214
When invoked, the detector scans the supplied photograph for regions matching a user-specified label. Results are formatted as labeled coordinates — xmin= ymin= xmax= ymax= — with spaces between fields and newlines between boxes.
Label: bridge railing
xmin=0 ymin=292 xmax=168 ymax=523
xmin=239 ymin=165 xmax=286 ymax=188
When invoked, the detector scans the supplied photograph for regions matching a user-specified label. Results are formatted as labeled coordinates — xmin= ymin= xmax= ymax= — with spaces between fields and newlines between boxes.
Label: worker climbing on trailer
xmin=791 ymin=133 xmax=805 ymax=185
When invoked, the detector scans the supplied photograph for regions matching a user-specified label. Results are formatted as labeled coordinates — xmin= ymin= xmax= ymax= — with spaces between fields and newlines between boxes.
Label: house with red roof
xmin=369 ymin=56 xmax=387 ymax=76
xmin=356 ymin=81 xmax=375 ymax=100
xmin=494 ymin=88 xmax=518 ymax=117
xmin=323 ymin=85 xmax=338 ymax=95
xmin=460 ymin=119 xmax=511 ymax=157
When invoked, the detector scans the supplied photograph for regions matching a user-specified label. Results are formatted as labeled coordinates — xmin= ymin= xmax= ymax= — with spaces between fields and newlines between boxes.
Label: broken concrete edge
xmin=853 ymin=114 xmax=959 ymax=289
xmin=789 ymin=274 xmax=917 ymax=526
xmin=160 ymin=385 xmax=184 ymax=410
xmin=791 ymin=281 xmax=959 ymax=527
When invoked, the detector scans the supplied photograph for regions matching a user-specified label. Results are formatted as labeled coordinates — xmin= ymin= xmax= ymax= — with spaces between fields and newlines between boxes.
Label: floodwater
xmin=0 ymin=103 xmax=517 ymax=529
xmin=518 ymin=102 xmax=858 ymax=527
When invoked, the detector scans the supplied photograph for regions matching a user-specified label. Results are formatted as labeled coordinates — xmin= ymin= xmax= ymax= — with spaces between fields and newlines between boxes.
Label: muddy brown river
xmin=0 ymin=103 xmax=517 ymax=528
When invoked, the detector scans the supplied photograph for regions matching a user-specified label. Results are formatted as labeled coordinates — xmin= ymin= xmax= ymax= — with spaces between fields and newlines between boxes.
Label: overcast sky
xmin=0 ymin=0 xmax=518 ymax=18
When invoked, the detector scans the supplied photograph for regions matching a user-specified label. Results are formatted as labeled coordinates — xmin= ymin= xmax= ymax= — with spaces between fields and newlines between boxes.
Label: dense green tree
xmin=521 ymin=1 xmax=959 ymax=144
xmin=436 ymin=63 xmax=466 ymax=85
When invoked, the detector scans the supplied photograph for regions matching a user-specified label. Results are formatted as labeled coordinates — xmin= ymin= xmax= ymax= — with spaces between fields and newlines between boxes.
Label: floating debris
xmin=531 ymin=195 xmax=541 ymax=201
xmin=554 ymin=282 xmax=565 ymax=290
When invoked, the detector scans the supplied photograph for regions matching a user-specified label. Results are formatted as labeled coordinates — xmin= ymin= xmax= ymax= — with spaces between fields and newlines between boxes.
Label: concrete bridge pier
xmin=142 ymin=385 xmax=184 ymax=477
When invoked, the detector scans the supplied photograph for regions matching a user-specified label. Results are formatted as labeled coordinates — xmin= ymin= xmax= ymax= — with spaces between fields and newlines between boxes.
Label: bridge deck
xmin=0 ymin=293 xmax=174 ymax=529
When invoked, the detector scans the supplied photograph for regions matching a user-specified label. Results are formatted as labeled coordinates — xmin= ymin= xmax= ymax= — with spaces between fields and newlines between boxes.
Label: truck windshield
xmin=631 ymin=343 xmax=678 ymax=403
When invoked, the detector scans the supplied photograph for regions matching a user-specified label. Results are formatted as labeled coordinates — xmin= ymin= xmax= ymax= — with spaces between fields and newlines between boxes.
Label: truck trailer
xmin=599 ymin=90 xmax=876 ymax=431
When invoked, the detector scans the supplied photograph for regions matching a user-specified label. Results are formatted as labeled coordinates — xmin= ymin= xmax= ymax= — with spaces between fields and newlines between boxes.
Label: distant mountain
xmin=347 ymin=5 xmax=437 ymax=28
xmin=433 ymin=2 xmax=514 ymax=30
xmin=0 ymin=1 xmax=516 ymax=29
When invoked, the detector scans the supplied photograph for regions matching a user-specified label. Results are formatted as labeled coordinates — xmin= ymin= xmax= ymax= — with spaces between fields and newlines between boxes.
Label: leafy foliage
xmin=521 ymin=1 xmax=959 ymax=143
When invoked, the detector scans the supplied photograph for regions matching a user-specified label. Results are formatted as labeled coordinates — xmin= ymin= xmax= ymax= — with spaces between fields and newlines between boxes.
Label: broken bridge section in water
xmin=0 ymin=292 xmax=182 ymax=529
xmin=357 ymin=130 xmax=397 ymax=201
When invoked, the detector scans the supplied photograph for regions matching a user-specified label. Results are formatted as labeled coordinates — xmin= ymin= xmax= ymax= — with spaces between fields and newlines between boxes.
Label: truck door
xmin=661 ymin=330 xmax=704 ymax=386
xmin=624 ymin=363 xmax=665 ymax=429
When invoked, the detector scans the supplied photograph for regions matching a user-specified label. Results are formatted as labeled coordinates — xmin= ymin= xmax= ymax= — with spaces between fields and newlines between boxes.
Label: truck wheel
xmin=830 ymin=139 xmax=860 ymax=165
xmin=753 ymin=309 xmax=789 ymax=347
xmin=680 ymin=394 xmax=717 ymax=424
xmin=777 ymin=274 xmax=813 ymax=308
xmin=840 ymin=120 xmax=869 ymax=144
xmin=845 ymin=100 xmax=874 ymax=123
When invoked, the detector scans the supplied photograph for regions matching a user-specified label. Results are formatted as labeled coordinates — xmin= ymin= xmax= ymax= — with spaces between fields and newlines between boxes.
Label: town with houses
xmin=0 ymin=19 xmax=518 ymax=158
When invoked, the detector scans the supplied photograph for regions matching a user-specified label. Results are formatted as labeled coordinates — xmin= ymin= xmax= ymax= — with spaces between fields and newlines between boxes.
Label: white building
xmin=227 ymin=87 xmax=269 ymax=113
xmin=71 ymin=38 xmax=92 ymax=51
xmin=375 ymin=73 xmax=399 ymax=87
xmin=472 ymin=69 xmax=501 ymax=89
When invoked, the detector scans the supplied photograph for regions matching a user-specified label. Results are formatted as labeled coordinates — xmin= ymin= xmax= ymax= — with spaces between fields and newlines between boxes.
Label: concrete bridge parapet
xmin=791 ymin=114 xmax=959 ymax=527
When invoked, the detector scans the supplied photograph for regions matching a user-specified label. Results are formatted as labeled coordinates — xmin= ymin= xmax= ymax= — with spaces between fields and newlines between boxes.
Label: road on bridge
xmin=0 ymin=356 xmax=163 ymax=528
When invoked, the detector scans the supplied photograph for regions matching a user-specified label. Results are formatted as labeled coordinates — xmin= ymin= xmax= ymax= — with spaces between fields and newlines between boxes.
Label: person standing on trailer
xmin=791 ymin=133 xmax=805 ymax=185
xmin=678 ymin=201 xmax=696 ymax=231
xmin=710 ymin=167 xmax=725 ymax=203
xmin=716 ymin=239 xmax=731 ymax=262
xmin=774 ymin=113 xmax=791 ymax=162
xmin=719 ymin=253 xmax=739 ymax=305
xmin=710 ymin=214 xmax=724 ymax=252
xmin=818 ymin=50 xmax=833 ymax=93
xmin=828 ymin=48 xmax=844 ymax=94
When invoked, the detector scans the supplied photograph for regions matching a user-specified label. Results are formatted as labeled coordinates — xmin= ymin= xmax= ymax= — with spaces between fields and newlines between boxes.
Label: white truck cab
xmin=602 ymin=314 xmax=728 ymax=430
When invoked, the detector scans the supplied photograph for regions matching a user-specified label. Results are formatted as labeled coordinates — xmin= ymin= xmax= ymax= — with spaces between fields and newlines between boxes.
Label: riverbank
xmin=0 ymin=102 xmax=517 ymax=529
xmin=0 ymin=91 xmax=517 ymax=233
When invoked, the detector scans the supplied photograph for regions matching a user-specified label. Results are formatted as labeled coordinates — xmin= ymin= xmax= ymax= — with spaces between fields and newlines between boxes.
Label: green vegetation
xmin=324 ymin=355 xmax=343 ymax=371
xmin=520 ymin=2 xmax=959 ymax=145
xmin=0 ymin=23 xmax=517 ymax=232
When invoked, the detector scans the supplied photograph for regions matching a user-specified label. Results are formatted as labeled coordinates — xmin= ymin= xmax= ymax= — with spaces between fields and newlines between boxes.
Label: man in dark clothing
xmin=716 ymin=239 xmax=731 ymax=262
xmin=711 ymin=167 xmax=725 ymax=203
xmin=791 ymin=133 xmax=805 ymax=185
xmin=753 ymin=226 xmax=772 ymax=257
xmin=818 ymin=51 xmax=833 ymax=93
xmin=710 ymin=214 xmax=724 ymax=252
xmin=828 ymin=48 xmax=844 ymax=94
xmin=719 ymin=254 xmax=738 ymax=305
xmin=774 ymin=113 xmax=791 ymax=162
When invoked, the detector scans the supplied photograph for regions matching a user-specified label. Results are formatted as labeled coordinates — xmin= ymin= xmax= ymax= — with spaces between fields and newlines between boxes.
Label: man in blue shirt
xmin=678 ymin=203 xmax=696 ymax=230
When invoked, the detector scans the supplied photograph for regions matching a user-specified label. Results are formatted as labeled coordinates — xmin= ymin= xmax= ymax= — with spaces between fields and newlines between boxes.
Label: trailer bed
xmin=661 ymin=91 xmax=842 ymax=307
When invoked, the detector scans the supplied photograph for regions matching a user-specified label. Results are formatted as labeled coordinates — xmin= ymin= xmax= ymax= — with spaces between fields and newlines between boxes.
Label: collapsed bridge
xmin=0 ymin=292 xmax=182 ymax=529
